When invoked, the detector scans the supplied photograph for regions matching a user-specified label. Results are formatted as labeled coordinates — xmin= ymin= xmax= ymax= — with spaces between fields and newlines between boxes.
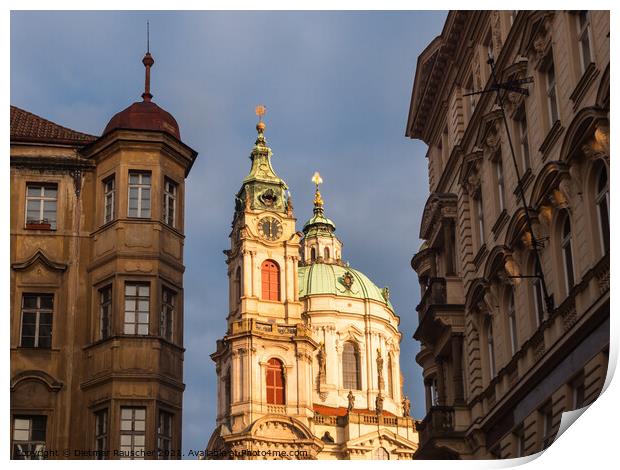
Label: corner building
xmin=10 ymin=50 xmax=197 ymax=459
xmin=205 ymin=119 xmax=418 ymax=459
xmin=406 ymin=11 xmax=609 ymax=458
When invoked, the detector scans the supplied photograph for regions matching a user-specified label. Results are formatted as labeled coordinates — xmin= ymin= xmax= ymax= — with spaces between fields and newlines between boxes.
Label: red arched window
xmin=261 ymin=260 xmax=280 ymax=301
xmin=266 ymin=358 xmax=285 ymax=405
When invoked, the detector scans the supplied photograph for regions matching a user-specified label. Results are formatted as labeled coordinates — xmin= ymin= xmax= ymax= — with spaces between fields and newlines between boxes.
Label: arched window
xmin=266 ymin=358 xmax=285 ymax=405
xmin=261 ymin=260 xmax=280 ymax=301
xmin=234 ymin=266 xmax=241 ymax=305
xmin=342 ymin=341 xmax=361 ymax=390
xmin=507 ymin=291 xmax=518 ymax=355
xmin=387 ymin=356 xmax=394 ymax=398
xmin=310 ymin=247 xmax=316 ymax=262
xmin=324 ymin=247 xmax=330 ymax=259
xmin=595 ymin=164 xmax=610 ymax=255
xmin=373 ymin=447 xmax=390 ymax=460
xmin=486 ymin=318 xmax=496 ymax=378
xmin=561 ymin=214 xmax=575 ymax=292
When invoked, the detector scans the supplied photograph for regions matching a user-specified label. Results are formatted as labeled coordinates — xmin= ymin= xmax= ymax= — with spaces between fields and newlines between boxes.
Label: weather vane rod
xmin=147 ymin=21 xmax=150 ymax=53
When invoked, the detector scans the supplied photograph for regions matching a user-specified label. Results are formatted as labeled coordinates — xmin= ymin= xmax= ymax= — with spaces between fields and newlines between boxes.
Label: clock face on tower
xmin=258 ymin=216 xmax=283 ymax=241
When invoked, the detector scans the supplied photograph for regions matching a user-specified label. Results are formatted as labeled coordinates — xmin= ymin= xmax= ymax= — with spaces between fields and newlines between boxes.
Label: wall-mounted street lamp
xmin=465 ymin=55 xmax=554 ymax=315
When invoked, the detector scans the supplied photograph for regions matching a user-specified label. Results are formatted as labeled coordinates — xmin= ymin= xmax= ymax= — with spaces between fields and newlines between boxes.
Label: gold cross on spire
xmin=312 ymin=171 xmax=324 ymax=208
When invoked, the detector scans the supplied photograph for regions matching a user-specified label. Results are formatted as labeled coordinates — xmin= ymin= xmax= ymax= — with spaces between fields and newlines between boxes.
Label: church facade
xmin=205 ymin=115 xmax=418 ymax=459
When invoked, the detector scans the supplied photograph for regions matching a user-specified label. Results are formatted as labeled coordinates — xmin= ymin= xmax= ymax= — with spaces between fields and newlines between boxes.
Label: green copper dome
xmin=302 ymin=212 xmax=336 ymax=236
xmin=298 ymin=263 xmax=394 ymax=311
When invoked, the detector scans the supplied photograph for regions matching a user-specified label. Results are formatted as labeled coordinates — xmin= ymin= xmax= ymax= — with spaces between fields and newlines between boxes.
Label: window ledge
xmin=570 ymin=63 xmax=599 ymax=110
xmin=539 ymin=120 xmax=564 ymax=161
xmin=25 ymin=223 xmax=55 ymax=231
xmin=473 ymin=244 xmax=488 ymax=270
xmin=513 ymin=168 xmax=534 ymax=197
xmin=83 ymin=335 xmax=185 ymax=352
xmin=492 ymin=209 xmax=509 ymax=240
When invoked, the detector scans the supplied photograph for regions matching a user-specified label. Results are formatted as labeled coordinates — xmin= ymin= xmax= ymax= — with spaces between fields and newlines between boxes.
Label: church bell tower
xmin=207 ymin=107 xmax=322 ymax=458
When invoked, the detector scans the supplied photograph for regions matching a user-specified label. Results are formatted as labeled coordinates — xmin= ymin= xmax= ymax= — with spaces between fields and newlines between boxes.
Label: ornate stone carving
xmin=402 ymin=395 xmax=411 ymax=417
xmin=347 ymin=390 xmax=355 ymax=412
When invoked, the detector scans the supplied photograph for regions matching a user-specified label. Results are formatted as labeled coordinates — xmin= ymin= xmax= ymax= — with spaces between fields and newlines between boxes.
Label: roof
xmin=302 ymin=211 xmax=336 ymax=236
xmin=298 ymin=262 xmax=394 ymax=311
xmin=103 ymin=100 xmax=181 ymax=140
xmin=10 ymin=105 xmax=97 ymax=145
xmin=405 ymin=11 xmax=468 ymax=143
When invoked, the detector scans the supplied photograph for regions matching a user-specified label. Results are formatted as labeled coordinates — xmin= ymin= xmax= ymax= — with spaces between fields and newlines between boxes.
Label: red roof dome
xmin=103 ymin=51 xmax=181 ymax=140
xmin=103 ymin=100 xmax=180 ymax=139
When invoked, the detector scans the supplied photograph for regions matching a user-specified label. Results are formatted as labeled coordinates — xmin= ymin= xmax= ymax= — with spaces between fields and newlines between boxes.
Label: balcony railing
xmin=266 ymin=404 xmax=286 ymax=415
xmin=417 ymin=406 xmax=455 ymax=446
xmin=417 ymin=277 xmax=447 ymax=318
xmin=230 ymin=319 xmax=312 ymax=338
xmin=312 ymin=411 xmax=415 ymax=429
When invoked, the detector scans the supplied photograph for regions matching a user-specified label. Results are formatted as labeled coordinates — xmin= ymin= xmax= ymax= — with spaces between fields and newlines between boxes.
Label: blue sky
xmin=11 ymin=10 xmax=447 ymax=457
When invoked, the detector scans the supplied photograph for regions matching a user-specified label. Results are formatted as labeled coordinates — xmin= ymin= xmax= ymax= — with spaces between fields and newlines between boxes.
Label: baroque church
xmin=205 ymin=111 xmax=419 ymax=459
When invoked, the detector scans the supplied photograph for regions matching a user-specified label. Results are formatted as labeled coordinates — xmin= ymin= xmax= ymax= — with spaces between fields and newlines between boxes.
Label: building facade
xmin=406 ymin=10 xmax=609 ymax=458
xmin=10 ymin=50 xmax=197 ymax=459
xmin=205 ymin=116 xmax=418 ymax=459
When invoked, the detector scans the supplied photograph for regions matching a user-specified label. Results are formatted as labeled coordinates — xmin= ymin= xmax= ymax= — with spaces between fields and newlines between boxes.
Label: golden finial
xmin=312 ymin=171 xmax=324 ymax=208
xmin=255 ymin=104 xmax=266 ymax=132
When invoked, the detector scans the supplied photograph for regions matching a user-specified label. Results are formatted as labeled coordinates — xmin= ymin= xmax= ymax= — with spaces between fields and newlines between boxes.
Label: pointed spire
xmin=141 ymin=21 xmax=154 ymax=102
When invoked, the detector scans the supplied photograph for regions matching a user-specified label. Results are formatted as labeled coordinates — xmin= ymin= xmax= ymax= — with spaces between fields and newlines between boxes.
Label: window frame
xmin=507 ymin=291 xmax=518 ymax=355
xmin=103 ymin=175 xmax=115 ymax=225
xmin=576 ymin=11 xmax=593 ymax=74
xmin=495 ymin=155 xmax=506 ymax=213
xmin=123 ymin=283 xmax=150 ymax=336
xmin=157 ymin=410 xmax=173 ymax=460
xmin=533 ymin=276 xmax=545 ymax=327
xmin=517 ymin=106 xmax=531 ymax=172
xmin=99 ymin=285 xmax=112 ymax=340
xmin=119 ymin=407 xmax=146 ymax=460
xmin=20 ymin=293 xmax=53 ymax=349
xmin=486 ymin=318 xmax=496 ymax=378
xmin=260 ymin=260 xmax=280 ymax=302
xmin=342 ymin=341 xmax=361 ymax=390
xmin=387 ymin=355 xmax=394 ymax=398
xmin=561 ymin=216 xmax=575 ymax=292
xmin=476 ymin=196 xmax=485 ymax=247
xmin=12 ymin=415 xmax=47 ymax=460
xmin=266 ymin=358 xmax=286 ymax=405
xmin=127 ymin=171 xmax=152 ymax=219
xmin=163 ymin=177 xmax=178 ymax=228
xmin=595 ymin=165 xmax=610 ymax=255
xmin=160 ymin=286 xmax=176 ymax=342
xmin=94 ymin=408 xmax=108 ymax=460
xmin=544 ymin=55 xmax=559 ymax=125
xmin=25 ymin=183 xmax=58 ymax=230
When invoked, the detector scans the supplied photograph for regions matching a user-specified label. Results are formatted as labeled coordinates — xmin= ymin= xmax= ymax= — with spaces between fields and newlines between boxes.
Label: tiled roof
xmin=10 ymin=105 xmax=98 ymax=145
